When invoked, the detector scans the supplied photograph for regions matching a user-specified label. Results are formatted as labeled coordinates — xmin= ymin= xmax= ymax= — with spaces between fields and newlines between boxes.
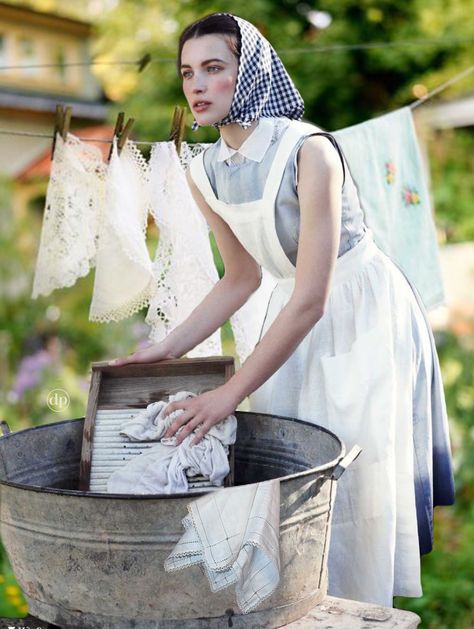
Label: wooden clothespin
xmin=51 ymin=103 xmax=73 ymax=158
xmin=168 ymin=106 xmax=186 ymax=156
xmin=108 ymin=111 xmax=135 ymax=161
xmin=137 ymin=53 xmax=151 ymax=73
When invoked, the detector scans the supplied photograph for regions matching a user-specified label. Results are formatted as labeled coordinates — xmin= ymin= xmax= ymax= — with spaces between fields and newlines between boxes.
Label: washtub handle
xmin=331 ymin=445 xmax=362 ymax=480
xmin=0 ymin=421 xmax=11 ymax=437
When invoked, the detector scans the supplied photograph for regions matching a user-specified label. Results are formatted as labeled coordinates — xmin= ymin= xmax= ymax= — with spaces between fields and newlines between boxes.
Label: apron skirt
xmin=250 ymin=231 xmax=426 ymax=605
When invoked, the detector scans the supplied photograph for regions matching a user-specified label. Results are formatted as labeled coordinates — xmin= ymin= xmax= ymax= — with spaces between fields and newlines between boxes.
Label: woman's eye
xmin=207 ymin=66 xmax=222 ymax=73
xmin=182 ymin=71 xmax=192 ymax=79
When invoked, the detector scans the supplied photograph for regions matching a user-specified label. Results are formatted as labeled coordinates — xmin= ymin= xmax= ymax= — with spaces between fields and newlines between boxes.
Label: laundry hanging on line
xmin=31 ymin=131 xmax=223 ymax=358
xmin=334 ymin=106 xmax=445 ymax=309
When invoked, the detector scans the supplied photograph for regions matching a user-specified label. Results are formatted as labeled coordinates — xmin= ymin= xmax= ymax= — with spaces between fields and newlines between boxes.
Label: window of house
xmin=18 ymin=37 xmax=37 ymax=74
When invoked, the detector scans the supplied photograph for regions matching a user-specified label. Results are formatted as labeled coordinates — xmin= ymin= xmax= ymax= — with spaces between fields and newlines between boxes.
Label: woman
xmin=110 ymin=13 xmax=454 ymax=606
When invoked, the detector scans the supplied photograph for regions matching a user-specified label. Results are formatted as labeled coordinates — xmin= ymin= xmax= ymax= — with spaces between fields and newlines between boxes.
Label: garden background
xmin=0 ymin=0 xmax=473 ymax=627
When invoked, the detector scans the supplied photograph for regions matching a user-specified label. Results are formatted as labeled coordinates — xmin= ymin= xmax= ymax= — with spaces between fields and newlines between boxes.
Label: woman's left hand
xmin=163 ymin=385 xmax=240 ymax=446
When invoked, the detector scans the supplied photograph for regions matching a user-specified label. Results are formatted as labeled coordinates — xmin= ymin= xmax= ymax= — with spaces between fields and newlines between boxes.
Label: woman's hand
xmin=108 ymin=341 xmax=177 ymax=367
xmin=162 ymin=384 xmax=240 ymax=446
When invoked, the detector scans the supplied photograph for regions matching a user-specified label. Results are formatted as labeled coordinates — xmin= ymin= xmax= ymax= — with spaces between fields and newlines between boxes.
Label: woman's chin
xmin=193 ymin=112 xmax=224 ymax=127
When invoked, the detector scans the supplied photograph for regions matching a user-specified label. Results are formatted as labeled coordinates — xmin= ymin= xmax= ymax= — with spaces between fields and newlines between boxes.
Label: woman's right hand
xmin=108 ymin=342 xmax=178 ymax=367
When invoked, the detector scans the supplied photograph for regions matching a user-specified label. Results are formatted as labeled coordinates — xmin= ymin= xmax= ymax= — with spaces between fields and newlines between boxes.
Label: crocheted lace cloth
xmin=33 ymin=134 xmax=257 ymax=363
xmin=32 ymin=133 xmax=106 ymax=298
xmin=147 ymin=142 xmax=222 ymax=357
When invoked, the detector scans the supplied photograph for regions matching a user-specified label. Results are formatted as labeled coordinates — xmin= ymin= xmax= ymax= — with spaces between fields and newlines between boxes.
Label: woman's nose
xmin=192 ymin=74 xmax=207 ymax=93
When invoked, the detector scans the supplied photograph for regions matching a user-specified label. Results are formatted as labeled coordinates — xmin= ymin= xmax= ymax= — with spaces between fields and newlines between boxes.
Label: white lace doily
xmin=32 ymin=133 xmax=106 ymax=298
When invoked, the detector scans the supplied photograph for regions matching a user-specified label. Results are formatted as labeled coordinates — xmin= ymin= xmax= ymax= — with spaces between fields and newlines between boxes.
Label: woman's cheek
xmin=215 ymin=75 xmax=236 ymax=95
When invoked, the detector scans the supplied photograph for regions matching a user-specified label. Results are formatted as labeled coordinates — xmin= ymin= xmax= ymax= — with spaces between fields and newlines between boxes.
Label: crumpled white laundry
xmin=119 ymin=391 xmax=193 ymax=441
xmin=107 ymin=391 xmax=237 ymax=494
xmin=89 ymin=137 xmax=154 ymax=323
xmin=164 ymin=479 xmax=280 ymax=614
xmin=146 ymin=142 xmax=222 ymax=357
xmin=32 ymin=132 xmax=106 ymax=298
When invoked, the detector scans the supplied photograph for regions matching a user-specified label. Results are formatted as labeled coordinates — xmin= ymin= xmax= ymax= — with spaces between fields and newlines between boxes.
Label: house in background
xmin=0 ymin=0 xmax=112 ymax=248
xmin=0 ymin=0 xmax=108 ymax=177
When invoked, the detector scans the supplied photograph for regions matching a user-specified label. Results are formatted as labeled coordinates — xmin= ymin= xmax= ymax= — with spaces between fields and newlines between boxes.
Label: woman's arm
xmin=164 ymin=135 xmax=344 ymax=442
xmin=109 ymin=170 xmax=262 ymax=366
xmin=163 ymin=171 xmax=262 ymax=357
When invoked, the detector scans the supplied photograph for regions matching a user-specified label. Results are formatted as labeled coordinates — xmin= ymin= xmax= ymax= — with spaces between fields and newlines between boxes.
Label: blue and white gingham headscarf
xmin=192 ymin=14 xmax=304 ymax=130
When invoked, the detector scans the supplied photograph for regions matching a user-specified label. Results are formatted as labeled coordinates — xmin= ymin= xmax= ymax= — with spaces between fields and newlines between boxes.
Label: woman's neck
xmin=218 ymin=120 xmax=258 ymax=149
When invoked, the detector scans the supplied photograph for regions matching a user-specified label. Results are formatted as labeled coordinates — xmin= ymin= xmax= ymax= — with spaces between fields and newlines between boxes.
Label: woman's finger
xmin=190 ymin=421 xmax=212 ymax=446
xmin=175 ymin=416 xmax=205 ymax=445
xmin=163 ymin=399 xmax=191 ymax=418
xmin=165 ymin=409 xmax=195 ymax=438
xmin=108 ymin=355 xmax=132 ymax=366
xmin=108 ymin=348 xmax=148 ymax=367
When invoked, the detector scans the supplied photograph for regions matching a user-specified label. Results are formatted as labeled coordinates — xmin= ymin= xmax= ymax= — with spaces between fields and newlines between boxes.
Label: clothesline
xmin=0 ymin=34 xmax=472 ymax=72
xmin=0 ymin=62 xmax=472 ymax=146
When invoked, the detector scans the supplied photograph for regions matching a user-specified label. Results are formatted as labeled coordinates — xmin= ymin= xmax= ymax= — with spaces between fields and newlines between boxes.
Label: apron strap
xmin=188 ymin=151 xmax=217 ymax=205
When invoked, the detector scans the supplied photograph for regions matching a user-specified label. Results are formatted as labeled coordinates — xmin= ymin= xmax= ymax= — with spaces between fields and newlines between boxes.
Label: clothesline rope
xmin=409 ymin=63 xmax=474 ymax=109
xmin=0 ymin=62 xmax=471 ymax=145
xmin=0 ymin=34 xmax=472 ymax=72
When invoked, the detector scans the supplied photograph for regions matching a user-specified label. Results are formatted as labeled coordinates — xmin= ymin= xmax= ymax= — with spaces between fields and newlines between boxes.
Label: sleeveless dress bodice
xmin=200 ymin=117 xmax=366 ymax=265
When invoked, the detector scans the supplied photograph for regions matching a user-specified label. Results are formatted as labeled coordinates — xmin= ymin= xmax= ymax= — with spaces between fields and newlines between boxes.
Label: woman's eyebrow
xmin=180 ymin=58 xmax=228 ymax=69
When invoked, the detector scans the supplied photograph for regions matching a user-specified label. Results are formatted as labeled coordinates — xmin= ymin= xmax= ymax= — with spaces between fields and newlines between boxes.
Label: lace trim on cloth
xmin=179 ymin=141 xmax=211 ymax=169
xmin=32 ymin=133 xmax=106 ymax=298
xmin=89 ymin=138 xmax=154 ymax=323
xmin=146 ymin=142 xmax=221 ymax=357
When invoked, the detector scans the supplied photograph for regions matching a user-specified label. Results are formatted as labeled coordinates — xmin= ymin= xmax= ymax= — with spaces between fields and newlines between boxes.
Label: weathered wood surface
xmin=0 ymin=596 xmax=421 ymax=628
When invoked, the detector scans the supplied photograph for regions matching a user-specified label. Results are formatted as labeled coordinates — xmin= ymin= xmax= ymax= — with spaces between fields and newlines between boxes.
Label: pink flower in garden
xmin=11 ymin=349 xmax=55 ymax=399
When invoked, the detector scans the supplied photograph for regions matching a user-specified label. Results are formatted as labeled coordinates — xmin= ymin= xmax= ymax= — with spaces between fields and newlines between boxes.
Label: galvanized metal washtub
xmin=0 ymin=412 xmax=359 ymax=629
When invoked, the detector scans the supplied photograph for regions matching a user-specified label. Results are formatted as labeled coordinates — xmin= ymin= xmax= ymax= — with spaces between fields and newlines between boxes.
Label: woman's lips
xmin=193 ymin=101 xmax=211 ymax=112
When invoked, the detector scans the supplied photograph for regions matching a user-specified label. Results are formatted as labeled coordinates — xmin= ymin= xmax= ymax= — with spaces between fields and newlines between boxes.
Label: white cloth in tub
xmin=164 ymin=479 xmax=280 ymax=614
xmin=106 ymin=391 xmax=237 ymax=494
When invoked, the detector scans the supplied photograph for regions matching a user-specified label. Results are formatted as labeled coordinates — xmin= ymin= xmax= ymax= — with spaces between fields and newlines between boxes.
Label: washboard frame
xmin=79 ymin=357 xmax=235 ymax=492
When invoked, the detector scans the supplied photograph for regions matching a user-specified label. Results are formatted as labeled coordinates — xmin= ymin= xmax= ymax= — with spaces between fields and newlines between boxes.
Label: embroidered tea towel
xmin=334 ymin=106 xmax=445 ymax=309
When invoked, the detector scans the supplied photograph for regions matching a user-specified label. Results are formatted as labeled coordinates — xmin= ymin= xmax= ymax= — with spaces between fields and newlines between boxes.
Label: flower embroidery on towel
xmin=385 ymin=160 xmax=395 ymax=185
xmin=402 ymin=185 xmax=421 ymax=207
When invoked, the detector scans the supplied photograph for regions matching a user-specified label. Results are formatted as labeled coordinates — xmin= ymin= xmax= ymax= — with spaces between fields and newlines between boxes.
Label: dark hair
xmin=177 ymin=13 xmax=241 ymax=76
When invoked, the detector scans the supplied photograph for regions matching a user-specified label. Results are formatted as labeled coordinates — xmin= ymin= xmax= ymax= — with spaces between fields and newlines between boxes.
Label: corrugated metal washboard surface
xmin=89 ymin=408 xmax=219 ymax=494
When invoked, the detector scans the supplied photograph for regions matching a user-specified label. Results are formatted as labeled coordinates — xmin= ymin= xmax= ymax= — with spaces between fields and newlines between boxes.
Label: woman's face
xmin=180 ymin=34 xmax=239 ymax=127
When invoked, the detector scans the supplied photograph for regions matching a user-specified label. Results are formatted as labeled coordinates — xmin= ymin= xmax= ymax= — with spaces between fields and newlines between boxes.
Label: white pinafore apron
xmin=190 ymin=121 xmax=423 ymax=606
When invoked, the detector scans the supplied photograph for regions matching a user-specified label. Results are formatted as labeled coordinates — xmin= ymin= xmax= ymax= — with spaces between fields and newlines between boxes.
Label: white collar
xmin=216 ymin=117 xmax=275 ymax=163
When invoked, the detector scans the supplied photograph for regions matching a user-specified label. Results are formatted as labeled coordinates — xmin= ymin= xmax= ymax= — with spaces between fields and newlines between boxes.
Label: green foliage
xmin=428 ymin=128 xmax=474 ymax=242
xmin=88 ymin=0 xmax=474 ymax=137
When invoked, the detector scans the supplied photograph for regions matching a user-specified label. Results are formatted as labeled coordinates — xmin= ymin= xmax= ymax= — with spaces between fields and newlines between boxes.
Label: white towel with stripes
xmin=164 ymin=479 xmax=280 ymax=614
